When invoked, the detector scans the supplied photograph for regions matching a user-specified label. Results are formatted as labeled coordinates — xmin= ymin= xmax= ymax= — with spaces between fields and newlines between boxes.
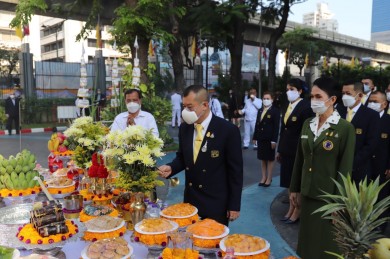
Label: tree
xmin=189 ymin=0 xmax=258 ymax=93
xmin=278 ymin=27 xmax=335 ymax=76
xmin=0 ymin=47 xmax=20 ymax=78
xmin=261 ymin=0 xmax=306 ymax=91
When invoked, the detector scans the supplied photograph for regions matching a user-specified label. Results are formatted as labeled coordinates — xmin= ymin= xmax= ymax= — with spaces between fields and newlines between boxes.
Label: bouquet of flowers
xmin=102 ymin=125 xmax=164 ymax=193
xmin=63 ymin=116 xmax=109 ymax=168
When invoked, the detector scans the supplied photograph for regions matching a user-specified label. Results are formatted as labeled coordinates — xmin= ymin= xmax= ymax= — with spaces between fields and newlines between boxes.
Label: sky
xmin=289 ymin=0 xmax=372 ymax=41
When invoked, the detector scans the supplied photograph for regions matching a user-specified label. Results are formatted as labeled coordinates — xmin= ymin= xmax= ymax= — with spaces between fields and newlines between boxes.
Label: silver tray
xmin=0 ymin=203 xmax=32 ymax=225
xmin=0 ymin=203 xmax=33 ymax=247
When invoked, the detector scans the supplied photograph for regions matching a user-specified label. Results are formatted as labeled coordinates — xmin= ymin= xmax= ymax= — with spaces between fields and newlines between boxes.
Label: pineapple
xmin=314 ymin=174 xmax=390 ymax=259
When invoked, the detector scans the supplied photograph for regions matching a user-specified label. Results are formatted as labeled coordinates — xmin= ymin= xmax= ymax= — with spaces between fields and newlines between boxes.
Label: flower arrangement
xmin=63 ymin=117 xmax=109 ymax=169
xmin=102 ymin=125 xmax=164 ymax=193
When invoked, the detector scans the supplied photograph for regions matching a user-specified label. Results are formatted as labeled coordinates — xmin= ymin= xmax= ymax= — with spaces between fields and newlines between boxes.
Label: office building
xmin=303 ymin=2 xmax=338 ymax=32
xmin=371 ymin=0 xmax=390 ymax=44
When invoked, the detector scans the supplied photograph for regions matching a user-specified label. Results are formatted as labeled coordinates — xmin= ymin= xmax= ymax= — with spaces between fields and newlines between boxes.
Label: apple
xmin=368 ymin=238 xmax=390 ymax=259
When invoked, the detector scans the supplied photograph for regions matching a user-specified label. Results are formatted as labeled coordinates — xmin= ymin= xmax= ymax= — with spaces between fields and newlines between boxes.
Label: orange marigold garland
xmin=17 ymin=220 xmax=78 ymax=245
xmin=192 ymin=236 xmax=223 ymax=249
xmin=83 ymin=226 xmax=126 ymax=241
xmin=133 ymin=231 xmax=168 ymax=247
xmin=161 ymin=248 xmax=200 ymax=259
xmin=218 ymin=249 xmax=271 ymax=259
xmin=47 ymin=184 xmax=76 ymax=195
xmin=0 ymin=186 xmax=41 ymax=197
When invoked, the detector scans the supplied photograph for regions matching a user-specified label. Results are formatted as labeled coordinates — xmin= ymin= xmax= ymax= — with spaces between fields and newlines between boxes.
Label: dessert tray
xmin=160 ymin=203 xmax=198 ymax=219
xmin=80 ymin=237 xmax=133 ymax=259
xmin=134 ymin=219 xmax=179 ymax=235
xmin=219 ymin=234 xmax=270 ymax=256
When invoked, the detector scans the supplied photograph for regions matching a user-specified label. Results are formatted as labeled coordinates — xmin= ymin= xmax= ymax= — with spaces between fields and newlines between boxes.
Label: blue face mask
xmin=363 ymin=84 xmax=370 ymax=93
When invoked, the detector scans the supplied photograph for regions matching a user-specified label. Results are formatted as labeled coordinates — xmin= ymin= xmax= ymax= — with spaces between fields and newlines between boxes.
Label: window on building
xmin=41 ymin=40 xmax=63 ymax=53
xmin=41 ymin=22 xmax=63 ymax=37
xmin=87 ymin=38 xmax=107 ymax=48
xmin=0 ymin=29 xmax=20 ymax=42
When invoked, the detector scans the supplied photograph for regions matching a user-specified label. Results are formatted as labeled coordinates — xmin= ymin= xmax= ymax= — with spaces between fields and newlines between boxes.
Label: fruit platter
xmin=0 ymin=150 xmax=42 ymax=197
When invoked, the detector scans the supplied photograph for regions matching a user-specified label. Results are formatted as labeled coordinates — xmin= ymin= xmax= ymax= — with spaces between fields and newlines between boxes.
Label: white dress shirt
xmin=171 ymin=93 xmax=182 ymax=110
xmin=310 ymin=110 xmax=341 ymax=141
xmin=110 ymin=110 xmax=159 ymax=137
xmin=210 ymin=98 xmax=224 ymax=119
xmin=241 ymin=97 xmax=262 ymax=121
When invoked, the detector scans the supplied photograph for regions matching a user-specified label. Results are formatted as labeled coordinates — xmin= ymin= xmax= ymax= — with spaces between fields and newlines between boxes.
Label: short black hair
xmin=287 ymin=78 xmax=304 ymax=91
xmin=124 ymin=88 xmax=142 ymax=99
xmin=312 ymin=77 xmax=339 ymax=98
xmin=343 ymin=81 xmax=363 ymax=93
xmin=263 ymin=91 xmax=274 ymax=99
xmin=183 ymin=85 xmax=209 ymax=102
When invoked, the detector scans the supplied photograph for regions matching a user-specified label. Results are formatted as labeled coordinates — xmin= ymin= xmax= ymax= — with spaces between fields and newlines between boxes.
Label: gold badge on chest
xmin=211 ymin=150 xmax=219 ymax=158
xmin=323 ymin=140 xmax=334 ymax=151
xmin=291 ymin=116 xmax=297 ymax=121
xmin=267 ymin=115 xmax=271 ymax=118
xmin=356 ymin=128 xmax=363 ymax=134
xmin=382 ymin=133 xmax=388 ymax=139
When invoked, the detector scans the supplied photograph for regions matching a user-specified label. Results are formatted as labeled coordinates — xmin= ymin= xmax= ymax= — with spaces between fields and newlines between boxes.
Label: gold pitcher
xmin=129 ymin=192 xmax=146 ymax=226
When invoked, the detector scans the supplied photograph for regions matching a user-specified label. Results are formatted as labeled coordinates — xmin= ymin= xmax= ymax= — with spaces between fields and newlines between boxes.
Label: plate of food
xmin=134 ymin=218 xmax=178 ymax=235
xmin=219 ymin=234 xmax=270 ymax=256
xmin=47 ymin=178 xmax=74 ymax=189
xmin=160 ymin=203 xmax=198 ymax=219
xmin=187 ymin=219 xmax=229 ymax=239
xmin=85 ymin=216 xmax=125 ymax=233
xmin=81 ymin=237 xmax=133 ymax=259
xmin=83 ymin=204 xmax=113 ymax=216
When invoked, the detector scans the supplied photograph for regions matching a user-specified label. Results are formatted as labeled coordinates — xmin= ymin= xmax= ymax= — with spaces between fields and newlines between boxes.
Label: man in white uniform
xmin=110 ymin=88 xmax=159 ymax=137
xmin=210 ymin=94 xmax=224 ymax=119
xmin=171 ymin=91 xmax=182 ymax=128
xmin=239 ymin=88 xmax=262 ymax=149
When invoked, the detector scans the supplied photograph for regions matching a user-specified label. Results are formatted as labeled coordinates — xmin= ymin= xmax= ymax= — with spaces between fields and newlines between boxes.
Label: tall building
xmin=371 ymin=0 xmax=390 ymax=44
xmin=303 ymin=3 xmax=338 ymax=32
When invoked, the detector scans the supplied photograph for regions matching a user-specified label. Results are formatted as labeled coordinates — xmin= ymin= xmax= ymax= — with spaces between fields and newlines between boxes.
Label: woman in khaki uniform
xmin=290 ymin=77 xmax=356 ymax=259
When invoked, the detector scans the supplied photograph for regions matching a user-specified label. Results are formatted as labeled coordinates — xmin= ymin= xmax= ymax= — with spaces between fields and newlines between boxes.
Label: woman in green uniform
xmin=290 ymin=77 xmax=356 ymax=259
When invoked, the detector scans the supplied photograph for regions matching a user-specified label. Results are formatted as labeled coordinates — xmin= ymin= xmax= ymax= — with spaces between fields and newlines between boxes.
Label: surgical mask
xmin=127 ymin=102 xmax=141 ymax=113
xmin=367 ymin=102 xmax=382 ymax=112
xmin=263 ymin=99 xmax=272 ymax=107
xmin=287 ymin=90 xmax=300 ymax=102
xmin=386 ymin=92 xmax=390 ymax=102
xmin=363 ymin=84 xmax=370 ymax=93
xmin=10 ymin=95 xmax=15 ymax=99
xmin=311 ymin=99 xmax=330 ymax=115
xmin=181 ymin=108 xmax=199 ymax=124
xmin=342 ymin=94 xmax=357 ymax=108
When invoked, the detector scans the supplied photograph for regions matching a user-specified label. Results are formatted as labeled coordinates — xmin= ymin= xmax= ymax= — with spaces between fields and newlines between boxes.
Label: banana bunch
xmin=47 ymin=132 xmax=67 ymax=152
xmin=0 ymin=150 xmax=41 ymax=190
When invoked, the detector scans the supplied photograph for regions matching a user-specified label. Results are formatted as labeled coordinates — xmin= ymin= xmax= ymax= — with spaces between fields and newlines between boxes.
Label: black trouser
xmin=6 ymin=115 xmax=19 ymax=134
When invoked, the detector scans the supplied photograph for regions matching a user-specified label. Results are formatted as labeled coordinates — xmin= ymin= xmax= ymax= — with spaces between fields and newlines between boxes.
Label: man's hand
xmin=271 ymin=142 xmax=276 ymax=150
xmin=250 ymin=94 xmax=255 ymax=101
xmin=5 ymin=114 xmax=9 ymax=118
xmin=127 ymin=114 xmax=135 ymax=126
xmin=158 ymin=165 xmax=172 ymax=178
xmin=290 ymin=192 xmax=301 ymax=209
xmin=252 ymin=140 xmax=257 ymax=145
xmin=276 ymin=152 xmax=281 ymax=163
xmin=227 ymin=211 xmax=240 ymax=221
xmin=385 ymin=169 xmax=390 ymax=179
xmin=238 ymin=110 xmax=243 ymax=115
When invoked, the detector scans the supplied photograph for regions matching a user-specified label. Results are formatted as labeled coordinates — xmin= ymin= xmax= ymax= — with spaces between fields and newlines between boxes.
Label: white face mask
xmin=386 ymin=92 xmax=390 ymax=102
xmin=181 ymin=108 xmax=199 ymax=124
xmin=263 ymin=99 xmax=272 ymax=107
xmin=287 ymin=90 xmax=300 ymax=102
xmin=127 ymin=102 xmax=141 ymax=113
xmin=363 ymin=84 xmax=370 ymax=93
xmin=367 ymin=102 xmax=382 ymax=112
xmin=10 ymin=95 xmax=15 ymax=99
xmin=311 ymin=99 xmax=330 ymax=115
xmin=342 ymin=94 xmax=357 ymax=108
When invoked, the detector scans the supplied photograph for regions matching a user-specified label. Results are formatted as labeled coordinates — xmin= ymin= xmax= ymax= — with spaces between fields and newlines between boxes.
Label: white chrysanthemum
xmin=141 ymin=155 xmax=154 ymax=167
xmin=72 ymin=116 xmax=93 ymax=128
xmin=123 ymin=153 xmax=137 ymax=165
xmin=136 ymin=145 xmax=151 ymax=157
xmin=64 ymin=127 xmax=84 ymax=137
xmin=151 ymin=147 xmax=164 ymax=157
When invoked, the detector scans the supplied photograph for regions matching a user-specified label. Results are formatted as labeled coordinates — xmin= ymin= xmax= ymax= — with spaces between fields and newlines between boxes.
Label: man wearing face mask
xmin=367 ymin=90 xmax=390 ymax=233
xmin=238 ymin=88 xmax=262 ymax=149
xmin=339 ymin=81 xmax=380 ymax=183
xmin=361 ymin=78 xmax=376 ymax=106
xmin=5 ymin=91 xmax=20 ymax=135
xmin=158 ymin=85 xmax=243 ymax=225
xmin=110 ymin=88 xmax=159 ymax=137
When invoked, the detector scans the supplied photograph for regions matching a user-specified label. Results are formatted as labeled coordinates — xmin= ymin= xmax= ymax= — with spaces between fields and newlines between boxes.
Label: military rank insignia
xmin=323 ymin=140 xmax=334 ymax=151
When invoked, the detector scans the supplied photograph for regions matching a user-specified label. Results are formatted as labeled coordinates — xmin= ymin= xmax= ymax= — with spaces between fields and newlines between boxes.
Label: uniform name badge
xmin=381 ymin=133 xmax=388 ymax=139
xmin=211 ymin=150 xmax=219 ymax=158
xmin=291 ymin=116 xmax=297 ymax=121
xmin=356 ymin=128 xmax=363 ymax=134
xmin=323 ymin=140 xmax=334 ymax=151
